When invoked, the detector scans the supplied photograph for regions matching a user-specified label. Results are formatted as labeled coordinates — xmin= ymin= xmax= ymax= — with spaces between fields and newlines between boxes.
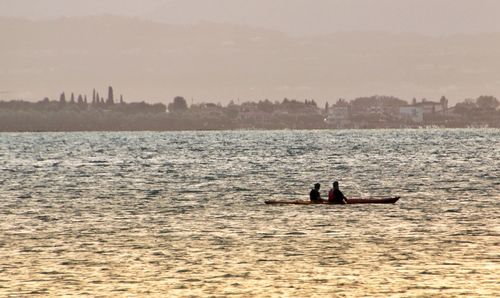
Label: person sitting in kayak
xmin=310 ymin=183 xmax=324 ymax=203
xmin=328 ymin=181 xmax=347 ymax=204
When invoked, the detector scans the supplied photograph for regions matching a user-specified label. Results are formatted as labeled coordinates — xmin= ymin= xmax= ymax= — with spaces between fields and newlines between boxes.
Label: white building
xmin=326 ymin=106 xmax=350 ymax=127
xmin=413 ymin=97 xmax=448 ymax=115
xmin=399 ymin=106 xmax=424 ymax=123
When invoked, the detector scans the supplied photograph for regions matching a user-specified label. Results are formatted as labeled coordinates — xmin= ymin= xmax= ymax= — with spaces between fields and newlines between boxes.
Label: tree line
xmin=0 ymin=88 xmax=499 ymax=131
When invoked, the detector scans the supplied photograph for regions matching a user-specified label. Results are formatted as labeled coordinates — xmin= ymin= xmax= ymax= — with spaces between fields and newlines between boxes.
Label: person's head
xmin=314 ymin=183 xmax=321 ymax=190
xmin=333 ymin=181 xmax=339 ymax=189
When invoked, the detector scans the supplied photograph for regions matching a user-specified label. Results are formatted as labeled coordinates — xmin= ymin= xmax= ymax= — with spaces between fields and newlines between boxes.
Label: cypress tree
xmin=59 ymin=92 xmax=66 ymax=104
xmin=107 ymin=86 xmax=114 ymax=105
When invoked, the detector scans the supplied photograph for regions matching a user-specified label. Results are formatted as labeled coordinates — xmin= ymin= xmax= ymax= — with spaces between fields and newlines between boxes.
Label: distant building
xmin=190 ymin=102 xmax=225 ymax=117
xmin=399 ymin=106 xmax=424 ymax=123
xmin=326 ymin=105 xmax=351 ymax=128
xmin=350 ymin=95 xmax=406 ymax=120
xmin=413 ymin=97 xmax=448 ymax=115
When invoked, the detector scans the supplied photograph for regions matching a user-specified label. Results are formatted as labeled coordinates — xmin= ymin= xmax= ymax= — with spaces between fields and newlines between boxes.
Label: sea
xmin=0 ymin=129 xmax=499 ymax=297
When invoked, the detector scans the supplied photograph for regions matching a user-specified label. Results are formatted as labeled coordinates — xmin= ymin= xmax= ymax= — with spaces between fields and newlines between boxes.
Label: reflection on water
xmin=0 ymin=129 xmax=499 ymax=296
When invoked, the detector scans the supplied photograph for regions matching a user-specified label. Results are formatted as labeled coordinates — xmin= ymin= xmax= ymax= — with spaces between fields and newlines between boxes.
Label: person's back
xmin=310 ymin=183 xmax=322 ymax=202
xmin=328 ymin=181 xmax=347 ymax=204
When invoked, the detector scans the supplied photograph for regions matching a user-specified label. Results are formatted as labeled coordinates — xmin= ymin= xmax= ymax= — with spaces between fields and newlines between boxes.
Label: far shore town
xmin=1 ymin=87 xmax=499 ymax=131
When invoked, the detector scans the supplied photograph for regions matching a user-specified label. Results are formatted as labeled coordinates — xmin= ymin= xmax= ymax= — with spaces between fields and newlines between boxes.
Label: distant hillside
xmin=1 ymin=16 xmax=500 ymax=104
xmin=3 ymin=0 xmax=500 ymax=36
xmin=146 ymin=0 xmax=500 ymax=36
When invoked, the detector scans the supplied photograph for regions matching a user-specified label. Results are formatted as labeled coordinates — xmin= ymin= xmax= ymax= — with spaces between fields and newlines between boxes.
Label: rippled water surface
xmin=1 ymin=129 xmax=499 ymax=297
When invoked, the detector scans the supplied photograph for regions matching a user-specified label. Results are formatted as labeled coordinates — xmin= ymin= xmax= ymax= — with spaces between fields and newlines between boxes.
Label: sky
xmin=1 ymin=0 xmax=500 ymax=104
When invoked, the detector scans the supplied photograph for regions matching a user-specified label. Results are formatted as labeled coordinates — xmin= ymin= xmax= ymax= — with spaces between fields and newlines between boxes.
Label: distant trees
xmin=168 ymin=96 xmax=188 ymax=112
xmin=0 ymin=96 xmax=168 ymax=132
xmin=454 ymin=95 xmax=499 ymax=112
xmin=1 ymin=85 xmax=167 ymax=114
xmin=336 ymin=98 xmax=349 ymax=106
xmin=116 ymin=101 xmax=166 ymax=114
xmin=1 ymin=90 xmax=499 ymax=131
xmin=257 ymin=99 xmax=274 ymax=113
xmin=476 ymin=95 xmax=499 ymax=109
xmin=59 ymin=92 xmax=66 ymax=104
xmin=351 ymin=95 xmax=407 ymax=107
xmin=280 ymin=98 xmax=317 ymax=112
xmin=107 ymin=86 xmax=114 ymax=105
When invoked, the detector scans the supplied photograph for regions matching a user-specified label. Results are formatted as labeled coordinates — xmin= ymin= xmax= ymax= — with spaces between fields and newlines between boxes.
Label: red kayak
xmin=264 ymin=197 xmax=400 ymax=205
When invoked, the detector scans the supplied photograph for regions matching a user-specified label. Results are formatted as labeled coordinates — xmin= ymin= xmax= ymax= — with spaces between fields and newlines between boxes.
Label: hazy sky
xmin=2 ymin=0 xmax=500 ymax=36
xmin=2 ymin=0 xmax=500 ymax=104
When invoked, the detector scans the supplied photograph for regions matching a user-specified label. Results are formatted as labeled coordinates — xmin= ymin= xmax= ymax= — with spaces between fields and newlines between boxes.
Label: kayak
xmin=264 ymin=197 xmax=400 ymax=205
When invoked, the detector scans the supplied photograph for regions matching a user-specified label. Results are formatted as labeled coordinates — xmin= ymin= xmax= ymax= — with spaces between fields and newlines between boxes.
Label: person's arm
xmin=339 ymin=190 xmax=348 ymax=204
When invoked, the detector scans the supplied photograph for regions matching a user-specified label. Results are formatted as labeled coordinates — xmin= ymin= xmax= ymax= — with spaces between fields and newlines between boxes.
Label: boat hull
xmin=264 ymin=197 xmax=400 ymax=205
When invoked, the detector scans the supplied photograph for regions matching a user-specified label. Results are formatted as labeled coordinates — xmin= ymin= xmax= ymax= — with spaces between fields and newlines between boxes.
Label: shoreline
xmin=1 ymin=126 xmax=498 ymax=133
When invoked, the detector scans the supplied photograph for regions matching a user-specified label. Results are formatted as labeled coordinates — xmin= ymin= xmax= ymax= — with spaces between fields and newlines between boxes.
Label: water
xmin=0 ymin=129 xmax=499 ymax=297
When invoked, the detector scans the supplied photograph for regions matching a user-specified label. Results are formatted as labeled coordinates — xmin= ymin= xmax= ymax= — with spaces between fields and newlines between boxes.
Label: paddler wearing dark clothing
xmin=328 ymin=181 xmax=347 ymax=204
xmin=310 ymin=183 xmax=323 ymax=202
